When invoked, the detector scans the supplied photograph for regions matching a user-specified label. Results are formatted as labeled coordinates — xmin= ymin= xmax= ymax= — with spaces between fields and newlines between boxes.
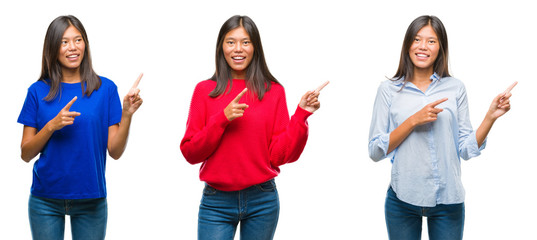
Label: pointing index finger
xmin=63 ymin=96 xmax=78 ymax=110
xmin=314 ymin=81 xmax=330 ymax=93
xmin=233 ymin=88 xmax=248 ymax=103
xmin=503 ymin=81 xmax=518 ymax=94
xmin=430 ymin=98 xmax=448 ymax=107
xmin=131 ymin=73 xmax=143 ymax=90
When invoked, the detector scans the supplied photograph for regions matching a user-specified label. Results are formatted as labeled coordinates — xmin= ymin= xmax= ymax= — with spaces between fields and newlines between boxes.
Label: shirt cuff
xmin=465 ymin=131 xmax=485 ymax=159
xmin=294 ymin=105 xmax=313 ymax=122
xmin=211 ymin=111 xmax=231 ymax=129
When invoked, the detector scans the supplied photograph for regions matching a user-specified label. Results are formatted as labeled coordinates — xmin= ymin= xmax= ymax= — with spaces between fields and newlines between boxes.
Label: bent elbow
xmin=20 ymin=154 xmax=32 ymax=163
xmin=109 ymin=152 xmax=122 ymax=160
xmin=369 ymin=152 xmax=384 ymax=162
xmin=20 ymin=150 xmax=35 ymax=163
xmin=368 ymin=144 xmax=387 ymax=162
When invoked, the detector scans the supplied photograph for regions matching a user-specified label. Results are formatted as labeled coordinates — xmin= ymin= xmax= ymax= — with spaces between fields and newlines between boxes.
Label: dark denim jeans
xmin=29 ymin=194 xmax=107 ymax=240
xmin=198 ymin=179 xmax=280 ymax=240
xmin=385 ymin=187 xmax=464 ymax=240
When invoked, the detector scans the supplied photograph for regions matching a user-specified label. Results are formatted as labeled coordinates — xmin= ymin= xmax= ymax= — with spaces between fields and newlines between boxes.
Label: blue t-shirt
xmin=18 ymin=77 xmax=122 ymax=199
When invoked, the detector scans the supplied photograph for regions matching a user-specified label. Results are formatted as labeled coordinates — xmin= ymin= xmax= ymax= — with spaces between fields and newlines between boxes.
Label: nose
xmin=67 ymin=40 xmax=76 ymax=51
xmin=233 ymin=42 xmax=243 ymax=52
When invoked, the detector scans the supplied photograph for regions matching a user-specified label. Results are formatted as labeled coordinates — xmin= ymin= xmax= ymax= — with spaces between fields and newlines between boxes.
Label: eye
xmin=61 ymin=40 xmax=68 ymax=45
xmin=243 ymin=40 xmax=251 ymax=45
xmin=226 ymin=41 xmax=234 ymax=45
xmin=414 ymin=38 xmax=420 ymax=42
xmin=76 ymin=38 xmax=83 ymax=43
xmin=428 ymin=40 xmax=436 ymax=44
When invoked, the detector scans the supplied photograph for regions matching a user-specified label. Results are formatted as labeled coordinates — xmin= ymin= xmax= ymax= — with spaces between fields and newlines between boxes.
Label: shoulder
xmin=377 ymin=79 xmax=398 ymax=94
xmin=28 ymin=80 xmax=49 ymax=91
xmin=193 ymin=79 xmax=217 ymax=94
xmin=440 ymin=76 xmax=467 ymax=93
xmin=269 ymin=81 xmax=285 ymax=93
xmin=98 ymin=76 xmax=117 ymax=89
xmin=25 ymin=80 xmax=50 ymax=97
xmin=440 ymin=76 xmax=464 ymax=86
xmin=196 ymin=79 xmax=216 ymax=90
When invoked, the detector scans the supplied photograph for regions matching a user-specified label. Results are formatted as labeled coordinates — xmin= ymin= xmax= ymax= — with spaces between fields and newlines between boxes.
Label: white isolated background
xmin=0 ymin=0 xmax=535 ymax=239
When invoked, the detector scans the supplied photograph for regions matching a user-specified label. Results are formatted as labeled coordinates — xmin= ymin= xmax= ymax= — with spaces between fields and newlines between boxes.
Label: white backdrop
xmin=1 ymin=0 xmax=535 ymax=239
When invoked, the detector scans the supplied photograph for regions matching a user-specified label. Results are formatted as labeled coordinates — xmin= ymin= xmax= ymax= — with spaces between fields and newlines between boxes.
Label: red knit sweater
xmin=180 ymin=79 xmax=312 ymax=191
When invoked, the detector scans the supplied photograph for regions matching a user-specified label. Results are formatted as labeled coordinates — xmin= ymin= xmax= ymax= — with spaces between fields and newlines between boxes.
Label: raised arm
xmin=108 ymin=74 xmax=144 ymax=160
xmin=475 ymin=81 xmax=517 ymax=147
xmin=269 ymin=81 xmax=327 ymax=167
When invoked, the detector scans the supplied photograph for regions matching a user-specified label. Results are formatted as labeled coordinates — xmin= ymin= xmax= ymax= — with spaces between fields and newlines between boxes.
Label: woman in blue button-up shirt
xmin=368 ymin=15 xmax=515 ymax=240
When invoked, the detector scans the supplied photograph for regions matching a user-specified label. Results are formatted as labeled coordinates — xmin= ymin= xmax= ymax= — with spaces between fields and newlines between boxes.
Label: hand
xmin=299 ymin=81 xmax=329 ymax=113
xmin=123 ymin=73 xmax=144 ymax=115
xmin=410 ymin=98 xmax=448 ymax=127
xmin=487 ymin=81 xmax=517 ymax=120
xmin=47 ymin=96 xmax=81 ymax=131
xmin=224 ymin=88 xmax=249 ymax=121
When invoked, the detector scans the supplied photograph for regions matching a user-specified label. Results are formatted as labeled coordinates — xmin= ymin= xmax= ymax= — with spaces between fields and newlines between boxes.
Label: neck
xmin=62 ymin=67 xmax=81 ymax=83
xmin=231 ymin=70 xmax=246 ymax=80
xmin=410 ymin=67 xmax=433 ymax=83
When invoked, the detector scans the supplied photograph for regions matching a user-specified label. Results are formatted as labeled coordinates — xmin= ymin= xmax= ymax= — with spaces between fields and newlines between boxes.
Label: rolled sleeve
xmin=459 ymin=131 xmax=486 ymax=160
xmin=368 ymin=81 xmax=393 ymax=162
xmin=369 ymin=133 xmax=390 ymax=161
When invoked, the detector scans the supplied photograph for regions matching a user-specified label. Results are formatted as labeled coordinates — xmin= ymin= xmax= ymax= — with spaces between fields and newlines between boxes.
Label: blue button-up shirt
xmin=368 ymin=73 xmax=486 ymax=207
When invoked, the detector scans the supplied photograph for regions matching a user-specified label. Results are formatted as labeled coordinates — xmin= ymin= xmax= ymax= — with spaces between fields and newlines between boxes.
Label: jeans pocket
xmin=203 ymin=184 xmax=217 ymax=195
xmin=256 ymin=179 xmax=276 ymax=192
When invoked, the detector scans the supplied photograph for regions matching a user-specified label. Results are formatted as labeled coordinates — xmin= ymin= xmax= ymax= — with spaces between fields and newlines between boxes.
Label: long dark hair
xmin=40 ymin=15 xmax=100 ymax=101
xmin=209 ymin=15 xmax=279 ymax=100
xmin=392 ymin=15 xmax=450 ymax=85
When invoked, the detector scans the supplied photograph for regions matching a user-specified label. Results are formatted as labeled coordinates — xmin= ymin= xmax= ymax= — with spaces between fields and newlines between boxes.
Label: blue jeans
xmin=28 ymin=194 xmax=107 ymax=240
xmin=198 ymin=179 xmax=280 ymax=240
xmin=385 ymin=187 xmax=464 ymax=240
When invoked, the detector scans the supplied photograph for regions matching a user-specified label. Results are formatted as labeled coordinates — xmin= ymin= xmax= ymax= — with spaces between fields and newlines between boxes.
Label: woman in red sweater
xmin=180 ymin=15 xmax=326 ymax=240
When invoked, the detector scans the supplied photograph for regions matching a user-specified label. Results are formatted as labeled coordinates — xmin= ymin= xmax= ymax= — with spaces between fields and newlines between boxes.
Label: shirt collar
xmin=391 ymin=72 xmax=441 ymax=86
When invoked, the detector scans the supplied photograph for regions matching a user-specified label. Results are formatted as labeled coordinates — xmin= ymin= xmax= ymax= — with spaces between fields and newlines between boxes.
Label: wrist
xmin=45 ymin=121 xmax=56 ymax=133
xmin=406 ymin=115 xmax=418 ymax=129
xmin=122 ymin=110 xmax=133 ymax=120
xmin=483 ymin=114 xmax=497 ymax=125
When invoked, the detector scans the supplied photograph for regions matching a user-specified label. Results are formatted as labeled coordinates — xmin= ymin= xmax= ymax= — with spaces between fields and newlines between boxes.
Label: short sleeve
xmin=18 ymin=87 xmax=39 ymax=128
xmin=108 ymin=80 xmax=122 ymax=126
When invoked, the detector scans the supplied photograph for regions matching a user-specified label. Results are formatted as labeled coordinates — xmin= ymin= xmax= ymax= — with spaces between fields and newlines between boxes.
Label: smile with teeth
xmin=416 ymin=53 xmax=429 ymax=57
xmin=67 ymin=54 xmax=79 ymax=59
xmin=232 ymin=56 xmax=245 ymax=60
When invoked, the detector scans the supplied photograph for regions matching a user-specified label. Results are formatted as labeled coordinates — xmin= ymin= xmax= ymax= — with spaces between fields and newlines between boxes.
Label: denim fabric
xmin=385 ymin=187 xmax=464 ymax=240
xmin=28 ymin=194 xmax=107 ymax=240
xmin=198 ymin=179 xmax=280 ymax=240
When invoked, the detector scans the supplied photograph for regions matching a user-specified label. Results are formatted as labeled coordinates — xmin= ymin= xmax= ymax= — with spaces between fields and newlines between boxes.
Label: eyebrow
xmin=416 ymin=34 xmax=438 ymax=40
xmin=62 ymin=35 xmax=83 ymax=39
xmin=225 ymin=37 xmax=250 ymax=41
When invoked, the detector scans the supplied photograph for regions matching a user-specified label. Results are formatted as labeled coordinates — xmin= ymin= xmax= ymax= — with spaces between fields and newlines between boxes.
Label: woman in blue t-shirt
xmin=18 ymin=15 xmax=143 ymax=240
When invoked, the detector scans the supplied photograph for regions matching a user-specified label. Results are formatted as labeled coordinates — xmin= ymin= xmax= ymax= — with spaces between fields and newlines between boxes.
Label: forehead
xmin=225 ymin=27 xmax=250 ymax=39
xmin=62 ymin=25 xmax=82 ymax=38
xmin=416 ymin=25 xmax=437 ymax=38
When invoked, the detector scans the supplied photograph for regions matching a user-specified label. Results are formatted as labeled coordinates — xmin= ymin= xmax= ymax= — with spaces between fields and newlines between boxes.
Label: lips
xmin=66 ymin=54 xmax=80 ymax=61
xmin=415 ymin=53 xmax=430 ymax=61
xmin=231 ymin=56 xmax=246 ymax=63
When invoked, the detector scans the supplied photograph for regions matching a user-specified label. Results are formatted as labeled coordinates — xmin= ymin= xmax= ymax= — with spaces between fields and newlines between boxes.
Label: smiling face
xmin=409 ymin=25 xmax=439 ymax=73
xmin=57 ymin=25 xmax=85 ymax=73
xmin=223 ymin=27 xmax=254 ymax=79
